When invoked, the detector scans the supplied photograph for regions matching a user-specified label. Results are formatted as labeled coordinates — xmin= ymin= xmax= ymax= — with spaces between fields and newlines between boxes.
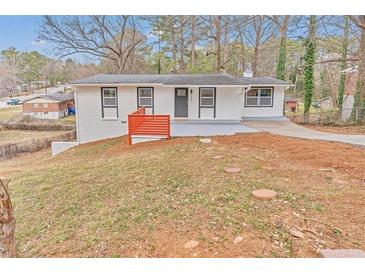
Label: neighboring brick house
xmin=22 ymin=93 xmax=74 ymax=119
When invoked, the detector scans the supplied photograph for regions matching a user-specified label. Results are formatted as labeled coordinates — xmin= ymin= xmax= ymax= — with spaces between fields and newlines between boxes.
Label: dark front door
xmin=175 ymin=88 xmax=188 ymax=117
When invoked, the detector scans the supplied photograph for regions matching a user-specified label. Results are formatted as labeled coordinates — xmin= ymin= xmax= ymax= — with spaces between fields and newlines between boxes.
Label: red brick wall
xmin=23 ymin=102 xmax=60 ymax=113
xmin=22 ymin=99 xmax=74 ymax=113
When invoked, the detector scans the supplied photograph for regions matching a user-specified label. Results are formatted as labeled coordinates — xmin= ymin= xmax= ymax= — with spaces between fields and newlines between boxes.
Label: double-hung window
xmin=245 ymin=87 xmax=273 ymax=107
xmin=199 ymin=87 xmax=216 ymax=118
xmin=199 ymin=87 xmax=215 ymax=107
xmin=101 ymin=87 xmax=118 ymax=119
xmin=137 ymin=87 xmax=154 ymax=112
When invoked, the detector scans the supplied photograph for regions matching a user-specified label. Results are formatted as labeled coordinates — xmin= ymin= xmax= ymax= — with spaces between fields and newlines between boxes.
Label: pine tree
xmin=303 ymin=16 xmax=317 ymax=123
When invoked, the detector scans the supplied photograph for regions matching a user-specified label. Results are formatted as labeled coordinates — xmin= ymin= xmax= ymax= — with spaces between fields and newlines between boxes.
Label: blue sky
xmin=0 ymin=16 xmax=48 ymax=53
xmin=0 ymin=15 xmax=154 ymax=62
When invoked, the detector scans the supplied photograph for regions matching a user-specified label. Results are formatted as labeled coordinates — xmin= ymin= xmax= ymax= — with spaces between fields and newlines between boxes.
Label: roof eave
xmin=22 ymin=96 xmax=60 ymax=103
xmin=70 ymin=82 xmax=164 ymax=86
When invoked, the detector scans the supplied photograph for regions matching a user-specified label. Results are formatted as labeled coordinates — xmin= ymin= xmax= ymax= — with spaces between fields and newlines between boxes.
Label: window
xmin=101 ymin=87 xmax=118 ymax=119
xmin=137 ymin=87 xmax=153 ymax=108
xmin=177 ymin=89 xmax=186 ymax=96
xmin=43 ymin=103 xmax=48 ymax=108
xmin=245 ymin=87 xmax=273 ymax=107
xmin=44 ymin=111 xmax=48 ymax=115
xmin=34 ymin=103 xmax=38 ymax=108
xmin=200 ymin=87 xmax=215 ymax=107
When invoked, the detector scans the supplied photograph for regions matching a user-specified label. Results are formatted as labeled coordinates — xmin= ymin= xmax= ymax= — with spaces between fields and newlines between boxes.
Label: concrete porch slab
xmin=242 ymin=116 xmax=289 ymax=121
xmin=171 ymin=121 xmax=258 ymax=137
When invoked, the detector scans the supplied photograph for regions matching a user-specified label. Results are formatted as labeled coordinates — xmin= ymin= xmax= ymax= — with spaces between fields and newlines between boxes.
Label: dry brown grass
xmin=0 ymin=133 xmax=364 ymax=258
xmin=0 ymin=106 xmax=22 ymax=122
xmin=0 ymin=130 xmax=68 ymax=145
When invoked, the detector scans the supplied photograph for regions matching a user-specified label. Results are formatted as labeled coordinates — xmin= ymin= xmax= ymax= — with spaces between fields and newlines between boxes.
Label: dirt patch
xmin=1 ymin=133 xmax=365 ymax=258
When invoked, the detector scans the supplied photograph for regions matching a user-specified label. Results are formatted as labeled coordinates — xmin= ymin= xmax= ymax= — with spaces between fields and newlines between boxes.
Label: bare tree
xmin=39 ymin=16 xmax=145 ymax=73
xmin=245 ymin=16 xmax=275 ymax=76
xmin=233 ymin=16 xmax=253 ymax=75
xmin=177 ymin=16 xmax=186 ymax=72
xmin=267 ymin=16 xmax=291 ymax=79
xmin=199 ymin=16 xmax=233 ymax=73
xmin=190 ymin=16 xmax=197 ymax=70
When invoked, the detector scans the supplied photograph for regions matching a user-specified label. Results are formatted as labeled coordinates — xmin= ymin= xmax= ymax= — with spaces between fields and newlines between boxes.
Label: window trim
xmin=33 ymin=103 xmax=39 ymax=108
xmin=198 ymin=87 xmax=216 ymax=118
xmin=137 ymin=87 xmax=154 ymax=114
xmin=43 ymin=103 xmax=48 ymax=108
xmin=101 ymin=87 xmax=118 ymax=119
xmin=244 ymin=86 xmax=274 ymax=108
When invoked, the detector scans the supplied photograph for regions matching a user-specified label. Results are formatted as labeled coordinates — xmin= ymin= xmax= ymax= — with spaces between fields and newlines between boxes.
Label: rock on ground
xmin=233 ymin=236 xmax=243 ymax=244
xmin=290 ymin=229 xmax=304 ymax=239
xmin=184 ymin=240 xmax=199 ymax=249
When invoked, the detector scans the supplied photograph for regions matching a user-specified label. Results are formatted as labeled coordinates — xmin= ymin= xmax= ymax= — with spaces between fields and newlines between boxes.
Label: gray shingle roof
xmin=23 ymin=92 xmax=74 ymax=103
xmin=70 ymin=74 xmax=289 ymax=86
xmin=241 ymin=76 xmax=290 ymax=85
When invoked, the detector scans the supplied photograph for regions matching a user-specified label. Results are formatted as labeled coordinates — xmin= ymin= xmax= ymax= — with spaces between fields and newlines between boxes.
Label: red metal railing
xmin=128 ymin=107 xmax=170 ymax=145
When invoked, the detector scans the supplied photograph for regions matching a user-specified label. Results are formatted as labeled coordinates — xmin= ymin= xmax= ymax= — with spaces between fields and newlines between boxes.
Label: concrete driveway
xmin=244 ymin=120 xmax=365 ymax=147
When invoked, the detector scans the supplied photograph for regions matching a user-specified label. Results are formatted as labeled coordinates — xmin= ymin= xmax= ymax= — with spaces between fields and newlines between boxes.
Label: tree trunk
xmin=190 ymin=16 xmax=196 ymax=71
xmin=223 ymin=16 xmax=230 ymax=73
xmin=179 ymin=16 xmax=186 ymax=72
xmin=0 ymin=177 xmax=16 ymax=258
xmin=252 ymin=46 xmax=259 ymax=76
xmin=169 ymin=17 xmax=177 ymax=72
xmin=240 ymin=43 xmax=246 ymax=74
xmin=276 ymin=33 xmax=287 ymax=80
xmin=337 ymin=16 xmax=349 ymax=109
xmin=352 ymin=27 xmax=365 ymax=119
xmin=275 ymin=16 xmax=289 ymax=80
xmin=214 ymin=16 xmax=222 ymax=73
xmin=303 ymin=15 xmax=317 ymax=123
xmin=237 ymin=23 xmax=246 ymax=74
xmin=358 ymin=26 xmax=365 ymax=105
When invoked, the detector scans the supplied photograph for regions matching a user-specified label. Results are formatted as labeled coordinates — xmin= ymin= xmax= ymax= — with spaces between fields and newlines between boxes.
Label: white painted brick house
xmin=69 ymin=73 xmax=289 ymax=144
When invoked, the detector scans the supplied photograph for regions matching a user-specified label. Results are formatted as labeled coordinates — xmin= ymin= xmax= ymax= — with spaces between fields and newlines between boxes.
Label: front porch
xmin=127 ymin=107 xmax=257 ymax=144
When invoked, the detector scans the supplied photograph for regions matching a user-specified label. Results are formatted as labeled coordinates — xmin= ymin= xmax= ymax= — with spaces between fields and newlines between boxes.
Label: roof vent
xmin=243 ymin=69 xmax=253 ymax=78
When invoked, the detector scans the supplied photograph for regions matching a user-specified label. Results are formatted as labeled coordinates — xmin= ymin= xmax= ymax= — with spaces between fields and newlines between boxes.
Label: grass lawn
xmin=0 ymin=130 xmax=68 ymax=145
xmin=0 ymin=106 xmax=22 ymax=122
xmin=1 ymin=133 xmax=364 ymax=257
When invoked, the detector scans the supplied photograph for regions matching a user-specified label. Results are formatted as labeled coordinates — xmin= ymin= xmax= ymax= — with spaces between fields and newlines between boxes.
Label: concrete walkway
xmin=171 ymin=120 xmax=258 ymax=137
xmin=245 ymin=120 xmax=365 ymax=147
